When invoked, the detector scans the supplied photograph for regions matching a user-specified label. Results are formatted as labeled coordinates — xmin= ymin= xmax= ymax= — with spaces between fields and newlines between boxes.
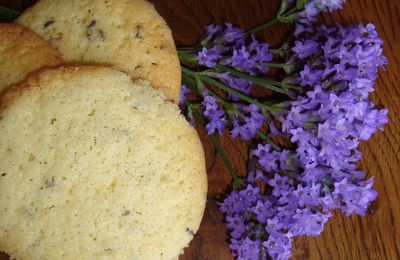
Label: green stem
xmin=204 ymin=88 xmax=232 ymax=109
xmin=256 ymin=130 xmax=282 ymax=152
xmin=179 ymin=49 xmax=288 ymax=75
xmin=184 ymin=70 xmax=234 ymax=108
xmin=214 ymin=64 xmax=286 ymax=94
xmin=182 ymin=73 xmax=200 ymax=95
xmin=269 ymin=48 xmax=281 ymax=55
xmin=201 ymin=75 xmax=276 ymax=112
xmin=283 ymin=6 xmax=299 ymax=16
xmin=183 ymin=71 xmax=240 ymax=114
xmin=246 ymin=17 xmax=279 ymax=35
xmin=178 ymin=50 xmax=198 ymax=64
xmin=245 ymin=6 xmax=300 ymax=35
xmin=178 ymin=50 xmax=288 ymax=95
xmin=182 ymin=66 xmax=276 ymax=112
xmin=190 ymin=105 xmax=244 ymax=188
xmin=262 ymin=62 xmax=286 ymax=69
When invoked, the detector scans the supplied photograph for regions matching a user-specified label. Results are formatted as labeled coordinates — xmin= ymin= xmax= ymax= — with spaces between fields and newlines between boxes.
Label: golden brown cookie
xmin=17 ymin=0 xmax=181 ymax=103
xmin=0 ymin=66 xmax=207 ymax=259
xmin=0 ymin=23 xmax=63 ymax=93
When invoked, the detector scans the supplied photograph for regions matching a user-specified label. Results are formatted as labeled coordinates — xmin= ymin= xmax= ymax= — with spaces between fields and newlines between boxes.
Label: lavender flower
xmin=216 ymin=72 xmax=254 ymax=96
xmin=317 ymin=0 xmax=345 ymax=12
xmin=281 ymin=22 xmax=388 ymax=171
xmin=220 ymin=36 xmax=273 ymax=75
xmin=179 ymin=84 xmax=190 ymax=106
xmin=292 ymin=39 xmax=321 ymax=59
xmin=198 ymin=46 xmax=222 ymax=68
xmin=332 ymin=177 xmax=377 ymax=216
xmin=263 ymin=232 xmax=292 ymax=260
xmin=295 ymin=0 xmax=345 ymax=34
xmin=218 ymin=20 xmax=387 ymax=260
xmin=298 ymin=0 xmax=345 ymax=23
xmin=220 ymin=22 xmax=246 ymax=47
xmin=179 ymin=2 xmax=388 ymax=259
xmin=203 ymin=24 xmax=223 ymax=43
xmin=202 ymin=95 xmax=227 ymax=135
xmin=230 ymin=104 xmax=265 ymax=141
xmin=197 ymin=23 xmax=273 ymax=99
xmin=231 ymin=238 xmax=261 ymax=260
xmin=252 ymin=144 xmax=280 ymax=172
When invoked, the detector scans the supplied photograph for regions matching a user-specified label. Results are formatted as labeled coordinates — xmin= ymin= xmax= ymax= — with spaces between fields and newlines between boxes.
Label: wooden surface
xmin=0 ymin=0 xmax=399 ymax=259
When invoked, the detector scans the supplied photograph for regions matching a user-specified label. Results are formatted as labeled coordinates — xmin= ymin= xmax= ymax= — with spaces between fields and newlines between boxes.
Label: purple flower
xmin=292 ymin=183 xmax=322 ymax=207
xmin=292 ymin=39 xmax=320 ymax=59
xmin=230 ymin=46 xmax=256 ymax=73
xmin=297 ymin=0 xmax=345 ymax=25
xmin=230 ymin=237 xmax=261 ymax=260
xmin=197 ymin=23 xmax=273 ymax=99
xmin=179 ymin=84 xmax=190 ymax=106
xmin=300 ymin=2 xmax=320 ymax=22
xmin=230 ymin=104 xmax=265 ymax=140
xmin=220 ymin=184 xmax=261 ymax=215
xmin=196 ymin=12 xmax=389 ymax=260
xmin=317 ymin=0 xmax=346 ymax=12
xmin=355 ymin=107 xmax=388 ymax=140
xmin=247 ymin=167 xmax=268 ymax=183
xmin=227 ymin=214 xmax=246 ymax=239
xmin=220 ymin=38 xmax=273 ymax=75
xmin=202 ymin=96 xmax=227 ymax=135
xmin=238 ymin=184 xmax=262 ymax=205
xmin=263 ymin=232 xmax=292 ymax=260
xmin=224 ymin=74 xmax=254 ymax=96
xmin=198 ymin=46 xmax=222 ymax=68
xmin=265 ymin=217 xmax=284 ymax=235
xmin=220 ymin=22 xmax=246 ymax=47
xmin=332 ymin=177 xmax=377 ymax=216
xmin=252 ymin=144 xmax=279 ymax=172
xmin=203 ymin=24 xmax=222 ymax=43
xmin=281 ymin=22 xmax=388 ymax=171
xmin=299 ymin=64 xmax=323 ymax=87
xmin=268 ymin=121 xmax=281 ymax=136
xmin=250 ymin=37 xmax=273 ymax=73
xmin=268 ymin=174 xmax=290 ymax=197
xmin=348 ymin=78 xmax=375 ymax=98
xmin=251 ymin=200 xmax=274 ymax=224
xmin=295 ymin=22 xmax=315 ymax=36
xmin=290 ymin=208 xmax=331 ymax=236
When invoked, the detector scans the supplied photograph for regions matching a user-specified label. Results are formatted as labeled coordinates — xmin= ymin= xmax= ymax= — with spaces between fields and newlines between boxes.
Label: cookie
xmin=16 ymin=0 xmax=181 ymax=103
xmin=0 ymin=23 xmax=63 ymax=93
xmin=0 ymin=66 xmax=207 ymax=259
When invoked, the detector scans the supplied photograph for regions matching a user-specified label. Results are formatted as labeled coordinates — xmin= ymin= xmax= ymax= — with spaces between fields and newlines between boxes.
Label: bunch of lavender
xmin=0 ymin=1 xmax=387 ymax=259
xmin=179 ymin=0 xmax=388 ymax=259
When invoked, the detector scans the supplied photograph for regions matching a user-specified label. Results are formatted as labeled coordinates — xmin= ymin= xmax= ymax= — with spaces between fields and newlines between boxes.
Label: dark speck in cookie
xmin=43 ymin=20 xmax=55 ymax=29
xmin=87 ymin=20 xmax=96 ymax=28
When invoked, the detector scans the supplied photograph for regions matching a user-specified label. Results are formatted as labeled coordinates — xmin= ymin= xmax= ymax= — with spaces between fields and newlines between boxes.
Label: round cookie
xmin=16 ymin=0 xmax=181 ymax=103
xmin=0 ymin=66 xmax=207 ymax=259
xmin=0 ymin=23 xmax=63 ymax=94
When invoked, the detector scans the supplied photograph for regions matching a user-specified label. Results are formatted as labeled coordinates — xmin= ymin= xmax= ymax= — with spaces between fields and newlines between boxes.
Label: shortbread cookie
xmin=0 ymin=66 xmax=207 ymax=259
xmin=16 ymin=0 xmax=181 ymax=103
xmin=0 ymin=23 xmax=62 ymax=93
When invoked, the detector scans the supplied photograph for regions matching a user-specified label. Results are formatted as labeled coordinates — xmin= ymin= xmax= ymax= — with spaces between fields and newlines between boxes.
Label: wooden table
xmin=0 ymin=0 xmax=399 ymax=259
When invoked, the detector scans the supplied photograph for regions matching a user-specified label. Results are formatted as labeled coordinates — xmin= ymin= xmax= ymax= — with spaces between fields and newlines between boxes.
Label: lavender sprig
xmin=178 ymin=1 xmax=387 ymax=259
xmin=190 ymin=104 xmax=245 ymax=189
xmin=246 ymin=0 xmax=346 ymax=35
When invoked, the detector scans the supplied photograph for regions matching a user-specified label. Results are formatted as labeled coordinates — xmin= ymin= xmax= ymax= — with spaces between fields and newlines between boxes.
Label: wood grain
xmin=0 ymin=0 xmax=399 ymax=259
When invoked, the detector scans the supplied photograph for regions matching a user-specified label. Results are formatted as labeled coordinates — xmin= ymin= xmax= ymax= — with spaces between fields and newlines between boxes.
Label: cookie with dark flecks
xmin=0 ymin=66 xmax=207 ymax=259
xmin=16 ymin=0 xmax=181 ymax=103
xmin=0 ymin=23 xmax=63 ymax=93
